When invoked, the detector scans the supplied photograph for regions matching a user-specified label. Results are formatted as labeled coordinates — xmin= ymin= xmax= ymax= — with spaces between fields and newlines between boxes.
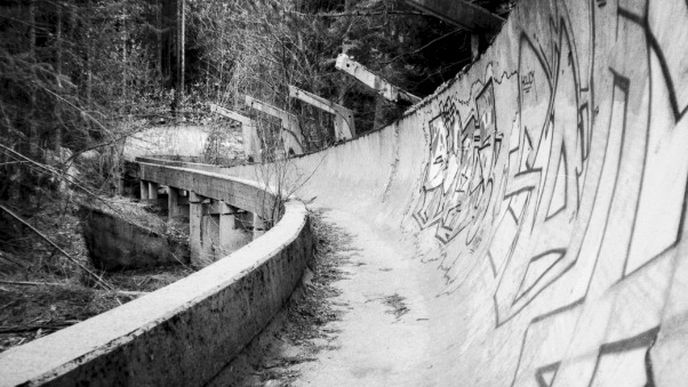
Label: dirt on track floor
xmin=208 ymin=209 xmax=355 ymax=386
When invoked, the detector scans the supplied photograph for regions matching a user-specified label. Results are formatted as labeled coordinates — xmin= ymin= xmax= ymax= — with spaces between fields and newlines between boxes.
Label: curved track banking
xmin=0 ymin=0 xmax=687 ymax=385
xmin=226 ymin=0 xmax=688 ymax=385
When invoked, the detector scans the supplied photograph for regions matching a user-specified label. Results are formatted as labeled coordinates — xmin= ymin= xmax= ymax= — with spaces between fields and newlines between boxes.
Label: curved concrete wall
xmin=1 ymin=0 xmax=685 ymax=384
xmin=227 ymin=0 xmax=688 ymax=385
xmin=0 ymin=165 xmax=312 ymax=386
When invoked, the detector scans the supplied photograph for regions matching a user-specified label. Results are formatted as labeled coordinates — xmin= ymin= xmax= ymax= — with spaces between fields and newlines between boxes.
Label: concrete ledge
xmin=135 ymin=156 xmax=232 ymax=174
xmin=0 ymin=167 xmax=312 ymax=386
xmin=138 ymin=161 xmax=276 ymax=222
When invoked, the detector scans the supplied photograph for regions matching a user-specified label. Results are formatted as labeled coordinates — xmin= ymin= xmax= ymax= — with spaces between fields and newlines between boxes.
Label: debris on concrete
xmin=382 ymin=293 xmax=409 ymax=321
xmin=209 ymin=209 xmax=353 ymax=386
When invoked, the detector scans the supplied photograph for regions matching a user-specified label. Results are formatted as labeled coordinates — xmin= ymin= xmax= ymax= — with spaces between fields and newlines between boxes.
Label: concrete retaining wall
xmin=0 ymin=167 xmax=312 ymax=386
xmin=81 ymin=207 xmax=189 ymax=270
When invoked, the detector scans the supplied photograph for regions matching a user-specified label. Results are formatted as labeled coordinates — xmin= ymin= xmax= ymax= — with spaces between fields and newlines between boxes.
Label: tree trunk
xmin=86 ymin=16 xmax=93 ymax=112
xmin=177 ymin=0 xmax=185 ymax=114
xmin=28 ymin=0 xmax=38 ymax=157
xmin=55 ymin=2 xmax=63 ymax=153
xmin=122 ymin=5 xmax=127 ymax=115
xmin=157 ymin=0 xmax=162 ymax=85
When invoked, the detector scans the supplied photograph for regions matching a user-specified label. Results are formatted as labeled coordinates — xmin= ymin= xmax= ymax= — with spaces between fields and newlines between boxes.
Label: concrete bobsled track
xmin=1 ymin=0 xmax=687 ymax=385
xmin=226 ymin=0 xmax=688 ymax=385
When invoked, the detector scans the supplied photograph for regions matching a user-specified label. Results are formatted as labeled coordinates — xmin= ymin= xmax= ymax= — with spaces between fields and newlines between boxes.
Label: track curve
xmin=227 ymin=0 xmax=688 ymax=384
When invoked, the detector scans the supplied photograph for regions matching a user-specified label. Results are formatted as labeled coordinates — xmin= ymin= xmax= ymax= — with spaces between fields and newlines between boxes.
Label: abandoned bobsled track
xmin=2 ymin=0 xmax=688 ymax=385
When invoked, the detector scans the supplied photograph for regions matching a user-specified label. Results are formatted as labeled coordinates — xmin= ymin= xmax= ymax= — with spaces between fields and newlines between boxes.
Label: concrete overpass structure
xmin=1 ymin=0 xmax=688 ymax=385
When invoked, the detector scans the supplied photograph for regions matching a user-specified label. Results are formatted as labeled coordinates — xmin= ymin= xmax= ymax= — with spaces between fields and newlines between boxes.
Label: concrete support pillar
xmin=201 ymin=208 xmax=219 ymax=266
xmin=252 ymin=213 xmax=266 ymax=240
xmin=217 ymin=203 xmax=246 ymax=254
xmin=148 ymin=182 xmax=159 ymax=200
xmin=139 ymin=180 xmax=148 ymax=200
xmin=188 ymin=191 xmax=207 ymax=267
xmin=168 ymin=187 xmax=182 ymax=220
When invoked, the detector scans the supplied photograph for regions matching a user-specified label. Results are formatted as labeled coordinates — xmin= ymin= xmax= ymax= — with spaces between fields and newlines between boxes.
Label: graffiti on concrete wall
xmin=412 ymin=78 xmax=504 ymax=248
xmin=412 ymin=0 xmax=688 ymax=385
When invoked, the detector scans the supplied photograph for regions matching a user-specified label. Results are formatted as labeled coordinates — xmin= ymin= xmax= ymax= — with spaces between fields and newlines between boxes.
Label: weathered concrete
xmin=288 ymin=85 xmax=356 ymax=140
xmin=335 ymin=53 xmax=421 ymax=104
xmin=216 ymin=202 xmax=248 ymax=253
xmin=245 ymin=95 xmax=305 ymax=156
xmin=188 ymin=191 xmax=206 ymax=267
xmin=123 ymin=125 xmax=214 ymax=162
xmin=147 ymin=181 xmax=159 ymax=200
xmin=0 ymin=166 xmax=312 ymax=386
xmin=252 ymin=213 xmax=266 ymax=240
xmin=209 ymin=103 xmax=262 ymax=162
xmin=222 ymin=0 xmax=688 ymax=384
xmin=167 ymin=186 xmax=184 ymax=219
xmin=138 ymin=161 xmax=279 ymax=221
xmin=2 ymin=0 xmax=687 ymax=385
xmin=81 ymin=207 xmax=189 ymax=271
xmin=139 ymin=179 xmax=148 ymax=200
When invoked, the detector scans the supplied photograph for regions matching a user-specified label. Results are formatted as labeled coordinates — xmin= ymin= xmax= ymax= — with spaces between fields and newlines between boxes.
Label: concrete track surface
xmin=226 ymin=0 xmax=688 ymax=385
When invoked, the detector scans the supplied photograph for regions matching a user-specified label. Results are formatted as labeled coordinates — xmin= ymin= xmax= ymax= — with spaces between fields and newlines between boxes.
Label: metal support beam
xmin=244 ymin=96 xmax=305 ymax=156
xmin=209 ymin=103 xmax=262 ymax=162
xmin=335 ymin=53 xmax=421 ymax=105
xmin=404 ymin=0 xmax=505 ymax=32
xmin=288 ymin=85 xmax=355 ymax=140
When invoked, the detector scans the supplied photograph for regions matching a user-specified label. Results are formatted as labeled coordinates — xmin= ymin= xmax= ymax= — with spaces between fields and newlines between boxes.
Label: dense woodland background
xmin=0 ymin=0 xmax=512 ymax=251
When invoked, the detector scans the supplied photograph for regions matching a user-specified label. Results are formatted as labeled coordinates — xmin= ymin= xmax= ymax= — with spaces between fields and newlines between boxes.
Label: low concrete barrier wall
xmin=81 ymin=207 xmax=190 ymax=270
xmin=0 ymin=164 xmax=312 ymax=386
